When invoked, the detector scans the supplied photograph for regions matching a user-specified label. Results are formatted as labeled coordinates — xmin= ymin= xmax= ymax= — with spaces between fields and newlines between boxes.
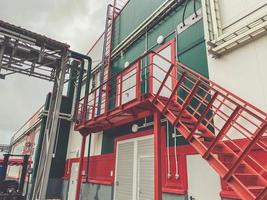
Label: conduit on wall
xmin=174 ymin=128 xmax=179 ymax=179
xmin=167 ymin=121 xmax=171 ymax=179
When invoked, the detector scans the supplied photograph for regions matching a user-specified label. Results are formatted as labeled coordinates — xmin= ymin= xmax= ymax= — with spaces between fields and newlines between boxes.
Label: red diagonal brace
xmin=203 ymin=106 xmax=241 ymax=160
xmin=152 ymin=63 xmax=175 ymax=103
xmin=224 ymin=122 xmax=267 ymax=180
xmin=92 ymin=90 xmax=97 ymax=120
xmin=187 ymin=91 xmax=219 ymax=140
xmin=162 ymin=72 xmax=187 ymax=113
xmin=257 ymin=186 xmax=267 ymax=200
xmin=173 ymin=80 xmax=201 ymax=126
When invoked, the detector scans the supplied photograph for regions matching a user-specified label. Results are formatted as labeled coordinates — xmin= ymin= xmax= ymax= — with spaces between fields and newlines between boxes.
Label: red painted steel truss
xmin=75 ymin=50 xmax=267 ymax=200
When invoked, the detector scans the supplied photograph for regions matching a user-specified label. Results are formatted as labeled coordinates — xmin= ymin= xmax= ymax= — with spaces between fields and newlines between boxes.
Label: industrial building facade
xmin=7 ymin=0 xmax=267 ymax=200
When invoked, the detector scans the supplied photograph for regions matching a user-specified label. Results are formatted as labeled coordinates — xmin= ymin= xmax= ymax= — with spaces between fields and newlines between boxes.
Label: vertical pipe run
xmin=86 ymin=133 xmax=92 ymax=182
xmin=154 ymin=111 xmax=162 ymax=200
xmin=35 ymin=53 xmax=68 ymax=200
xmin=19 ymin=155 xmax=29 ymax=194
xmin=75 ymin=134 xmax=87 ymax=200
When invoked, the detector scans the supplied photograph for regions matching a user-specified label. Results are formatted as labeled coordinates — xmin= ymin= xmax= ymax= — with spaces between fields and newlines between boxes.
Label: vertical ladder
xmin=98 ymin=0 xmax=129 ymax=115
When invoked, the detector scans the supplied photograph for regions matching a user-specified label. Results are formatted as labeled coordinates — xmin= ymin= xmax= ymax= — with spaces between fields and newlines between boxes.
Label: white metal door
xmin=68 ymin=162 xmax=79 ymax=200
xmin=114 ymin=141 xmax=135 ymax=200
xmin=114 ymin=135 xmax=154 ymax=200
xmin=187 ymin=155 xmax=221 ymax=200
xmin=137 ymin=156 xmax=154 ymax=200
xmin=152 ymin=44 xmax=174 ymax=97
xmin=137 ymin=137 xmax=154 ymax=200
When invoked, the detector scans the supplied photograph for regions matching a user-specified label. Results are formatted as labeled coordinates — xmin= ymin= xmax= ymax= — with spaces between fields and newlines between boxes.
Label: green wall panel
xmin=111 ymin=0 xmax=203 ymax=75
xmin=101 ymin=117 xmax=188 ymax=154
xmin=102 ymin=0 xmax=208 ymax=153
xmin=113 ymin=0 xmax=165 ymax=48
xmin=177 ymin=20 xmax=208 ymax=77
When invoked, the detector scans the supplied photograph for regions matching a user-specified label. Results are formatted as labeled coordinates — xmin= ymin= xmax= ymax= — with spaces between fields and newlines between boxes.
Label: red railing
xmin=150 ymin=52 xmax=267 ymax=199
xmin=150 ymin=52 xmax=267 ymax=175
xmin=75 ymin=51 xmax=153 ymax=127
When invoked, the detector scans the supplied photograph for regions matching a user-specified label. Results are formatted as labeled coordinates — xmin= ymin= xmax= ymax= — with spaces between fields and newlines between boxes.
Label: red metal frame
xmin=154 ymin=111 xmax=163 ymax=200
xmin=149 ymin=38 xmax=177 ymax=97
xmin=75 ymin=135 xmax=87 ymax=200
xmin=115 ymin=61 xmax=141 ymax=107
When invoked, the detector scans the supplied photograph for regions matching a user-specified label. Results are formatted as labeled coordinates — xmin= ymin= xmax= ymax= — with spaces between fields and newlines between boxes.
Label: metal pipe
xmin=36 ymin=53 xmax=68 ymax=200
xmin=19 ymin=155 xmax=29 ymax=194
xmin=86 ymin=133 xmax=92 ymax=182
xmin=182 ymin=0 xmax=190 ymax=26
xmin=70 ymin=51 xmax=92 ymax=119
xmin=69 ymin=50 xmax=92 ymax=200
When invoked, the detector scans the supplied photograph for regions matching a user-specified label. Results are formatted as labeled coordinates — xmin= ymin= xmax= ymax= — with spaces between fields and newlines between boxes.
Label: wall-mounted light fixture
xmin=132 ymin=124 xmax=138 ymax=133
xmin=124 ymin=61 xmax=130 ymax=68
xmin=157 ymin=35 xmax=165 ymax=45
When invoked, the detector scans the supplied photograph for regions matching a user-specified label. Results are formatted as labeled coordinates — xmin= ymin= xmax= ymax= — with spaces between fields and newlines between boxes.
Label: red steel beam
xmin=203 ymin=106 xmax=241 ymax=159
xmin=75 ymin=135 xmax=87 ymax=200
xmin=224 ymin=122 xmax=267 ymax=180
xmin=152 ymin=63 xmax=174 ymax=103
xmin=173 ymin=80 xmax=201 ymax=126
xmin=187 ymin=91 xmax=219 ymax=140
xmin=154 ymin=111 xmax=162 ymax=200
xmin=162 ymin=72 xmax=187 ymax=113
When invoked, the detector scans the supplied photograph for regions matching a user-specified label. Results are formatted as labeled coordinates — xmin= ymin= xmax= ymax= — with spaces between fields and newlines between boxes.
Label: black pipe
xmin=193 ymin=0 xmax=198 ymax=17
xmin=70 ymin=51 xmax=92 ymax=182
xmin=182 ymin=0 xmax=190 ymax=26
xmin=86 ymin=133 xmax=92 ymax=182
xmin=67 ymin=61 xmax=79 ymax=100
xmin=70 ymin=51 xmax=92 ymax=104
xmin=18 ymin=155 xmax=29 ymax=194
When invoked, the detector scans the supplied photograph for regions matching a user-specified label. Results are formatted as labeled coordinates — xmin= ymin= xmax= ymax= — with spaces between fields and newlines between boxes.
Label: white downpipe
xmin=174 ymin=128 xmax=179 ymax=179
xmin=166 ymin=121 xmax=171 ymax=179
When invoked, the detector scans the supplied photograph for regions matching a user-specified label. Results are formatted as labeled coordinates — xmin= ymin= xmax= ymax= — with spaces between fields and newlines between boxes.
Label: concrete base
xmin=61 ymin=180 xmax=69 ymax=200
xmin=79 ymin=183 xmax=189 ymax=200
xmin=78 ymin=182 xmax=231 ymax=200
xmin=46 ymin=178 xmax=63 ymax=199
xmin=163 ymin=193 xmax=187 ymax=200
xmin=80 ymin=183 xmax=113 ymax=200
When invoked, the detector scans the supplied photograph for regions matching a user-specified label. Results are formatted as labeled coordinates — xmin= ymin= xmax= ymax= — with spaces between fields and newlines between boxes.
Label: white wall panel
xmin=218 ymin=0 xmax=266 ymax=30
xmin=66 ymin=124 xmax=82 ymax=159
xmin=89 ymin=132 xmax=103 ymax=156
xmin=187 ymin=155 xmax=221 ymax=200
xmin=207 ymin=35 xmax=267 ymax=112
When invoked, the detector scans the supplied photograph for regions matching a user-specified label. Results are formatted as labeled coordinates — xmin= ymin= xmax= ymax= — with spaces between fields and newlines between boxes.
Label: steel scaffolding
xmin=0 ymin=19 xmax=89 ymax=199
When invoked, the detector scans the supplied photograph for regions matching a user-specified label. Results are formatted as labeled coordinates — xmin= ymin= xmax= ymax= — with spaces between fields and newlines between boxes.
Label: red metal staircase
xmin=149 ymin=53 xmax=267 ymax=200
xmin=75 ymin=49 xmax=267 ymax=200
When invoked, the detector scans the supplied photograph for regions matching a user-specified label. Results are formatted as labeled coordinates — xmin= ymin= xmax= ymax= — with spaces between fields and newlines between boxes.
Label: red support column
xmin=154 ymin=111 xmax=162 ymax=200
xmin=75 ymin=134 xmax=87 ymax=200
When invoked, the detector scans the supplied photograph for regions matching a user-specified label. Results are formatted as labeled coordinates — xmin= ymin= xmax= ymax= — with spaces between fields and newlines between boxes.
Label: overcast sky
xmin=0 ymin=0 xmax=111 ymax=144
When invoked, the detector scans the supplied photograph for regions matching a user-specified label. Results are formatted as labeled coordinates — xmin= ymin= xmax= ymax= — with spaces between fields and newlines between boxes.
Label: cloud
xmin=0 ymin=0 xmax=111 ymax=144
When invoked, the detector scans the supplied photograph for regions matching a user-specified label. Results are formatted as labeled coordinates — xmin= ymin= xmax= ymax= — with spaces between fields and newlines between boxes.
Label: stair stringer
xmin=148 ymin=94 xmax=267 ymax=200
